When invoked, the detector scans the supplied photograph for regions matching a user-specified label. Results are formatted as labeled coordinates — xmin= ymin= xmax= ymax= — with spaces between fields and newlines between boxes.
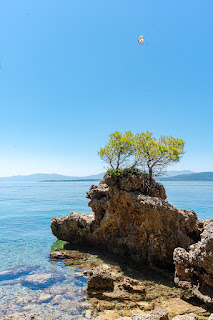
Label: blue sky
xmin=0 ymin=0 xmax=213 ymax=177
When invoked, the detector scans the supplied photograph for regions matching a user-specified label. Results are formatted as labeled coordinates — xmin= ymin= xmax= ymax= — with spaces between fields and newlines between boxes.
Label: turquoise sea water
xmin=0 ymin=181 xmax=212 ymax=318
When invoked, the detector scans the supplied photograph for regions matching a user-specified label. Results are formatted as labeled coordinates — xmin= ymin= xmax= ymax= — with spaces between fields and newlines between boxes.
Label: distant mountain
xmin=0 ymin=171 xmax=196 ymax=183
xmin=0 ymin=173 xmax=105 ymax=183
xmin=164 ymin=170 xmax=194 ymax=177
xmin=161 ymin=172 xmax=213 ymax=181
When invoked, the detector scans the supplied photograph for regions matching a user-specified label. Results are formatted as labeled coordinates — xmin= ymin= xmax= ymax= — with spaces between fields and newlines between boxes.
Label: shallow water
xmin=0 ymin=181 xmax=212 ymax=318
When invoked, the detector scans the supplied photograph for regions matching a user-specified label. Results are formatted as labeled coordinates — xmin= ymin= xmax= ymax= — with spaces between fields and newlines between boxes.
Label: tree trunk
xmin=148 ymin=168 xmax=153 ymax=195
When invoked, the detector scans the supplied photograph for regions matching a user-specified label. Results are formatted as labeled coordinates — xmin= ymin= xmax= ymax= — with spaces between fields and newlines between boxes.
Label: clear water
xmin=0 ymin=181 xmax=212 ymax=318
xmin=163 ymin=181 xmax=213 ymax=220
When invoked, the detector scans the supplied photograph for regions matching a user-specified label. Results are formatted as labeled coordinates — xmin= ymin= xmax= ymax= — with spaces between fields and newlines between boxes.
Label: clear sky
xmin=0 ymin=0 xmax=213 ymax=177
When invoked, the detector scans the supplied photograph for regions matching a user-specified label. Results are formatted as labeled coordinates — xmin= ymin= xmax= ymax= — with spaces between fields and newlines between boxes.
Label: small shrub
xmin=106 ymin=167 xmax=148 ymax=177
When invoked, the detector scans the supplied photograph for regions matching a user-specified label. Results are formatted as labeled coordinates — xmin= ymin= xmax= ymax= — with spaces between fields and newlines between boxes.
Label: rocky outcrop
xmin=51 ymin=212 xmax=95 ymax=245
xmin=51 ymin=173 xmax=203 ymax=268
xmin=86 ymin=264 xmax=146 ymax=301
xmin=51 ymin=172 xmax=213 ymax=306
xmin=173 ymin=219 xmax=213 ymax=306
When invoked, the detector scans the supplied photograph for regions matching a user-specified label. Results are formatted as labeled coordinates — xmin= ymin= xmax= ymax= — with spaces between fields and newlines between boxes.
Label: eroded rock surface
xmin=51 ymin=173 xmax=203 ymax=267
xmin=174 ymin=219 xmax=213 ymax=306
xmin=86 ymin=264 xmax=146 ymax=302
xmin=115 ymin=308 xmax=169 ymax=320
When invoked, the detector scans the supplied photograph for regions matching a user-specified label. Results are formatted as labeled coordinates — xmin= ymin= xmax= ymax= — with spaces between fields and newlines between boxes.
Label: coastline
xmin=0 ymin=179 xmax=212 ymax=319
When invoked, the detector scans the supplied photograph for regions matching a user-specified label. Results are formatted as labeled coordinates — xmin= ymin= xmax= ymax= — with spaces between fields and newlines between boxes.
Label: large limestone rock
xmin=51 ymin=173 xmax=202 ymax=267
xmin=173 ymin=219 xmax=213 ymax=306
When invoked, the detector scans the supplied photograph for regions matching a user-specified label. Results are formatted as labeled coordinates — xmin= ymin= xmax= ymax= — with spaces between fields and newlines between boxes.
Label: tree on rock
xmin=98 ymin=131 xmax=136 ymax=170
xmin=98 ymin=131 xmax=185 ymax=181
xmin=135 ymin=131 xmax=185 ymax=181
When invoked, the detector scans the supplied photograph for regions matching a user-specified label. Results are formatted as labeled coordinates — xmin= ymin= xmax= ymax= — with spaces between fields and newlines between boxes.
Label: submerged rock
xmin=173 ymin=219 xmax=213 ymax=306
xmin=0 ymin=265 xmax=39 ymax=282
xmin=21 ymin=271 xmax=65 ymax=290
xmin=50 ymin=248 xmax=103 ymax=268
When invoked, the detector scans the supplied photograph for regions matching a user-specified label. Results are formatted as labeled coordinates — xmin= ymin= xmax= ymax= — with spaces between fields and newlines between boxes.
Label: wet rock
xmin=173 ymin=219 xmax=213 ymax=306
xmin=50 ymin=249 xmax=91 ymax=263
xmin=51 ymin=173 xmax=203 ymax=268
xmin=50 ymin=249 xmax=102 ymax=269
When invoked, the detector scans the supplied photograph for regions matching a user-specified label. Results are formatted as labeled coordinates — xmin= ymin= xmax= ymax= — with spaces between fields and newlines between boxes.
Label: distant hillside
xmin=164 ymin=170 xmax=194 ymax=177
xmin=161 ymin=172 xmax=213 ymax=181
xmin=0 ymin=173 xmax=105 ymax=183
xmin=0 ymin=170 xmax=196 ymax=183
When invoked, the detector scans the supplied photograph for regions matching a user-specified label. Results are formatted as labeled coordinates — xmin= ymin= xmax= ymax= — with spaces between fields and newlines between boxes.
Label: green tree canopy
xmin=98 ymin=131 xmax=185 ymax=180
xmin=134 ymin=131 xmax=185 ymax=180
xmin=98 ymin=131 xmax=136 ymax=170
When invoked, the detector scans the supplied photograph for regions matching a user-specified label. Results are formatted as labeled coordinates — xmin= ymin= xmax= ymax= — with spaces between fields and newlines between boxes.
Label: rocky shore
xmin=51 ymin=172 xmax=213 ymax=318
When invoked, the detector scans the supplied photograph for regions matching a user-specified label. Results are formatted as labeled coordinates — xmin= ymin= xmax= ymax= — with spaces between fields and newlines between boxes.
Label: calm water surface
xmin=0 ymin=181 xmax=212 ymax=318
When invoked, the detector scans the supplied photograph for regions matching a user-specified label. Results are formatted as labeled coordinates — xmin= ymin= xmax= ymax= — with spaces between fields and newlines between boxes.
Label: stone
xmin=50 ymin=249 xmax=103 ymax=269
xmin=86 ymin=264 xmax=146 ymax=303
xmin=37 ymin=293 xmax=52 ymax=303
xmin=51 ymin=173 xmax=202 ymax=268
xmin=160 ymin=298 xmax=206 ymax=318
xmin=173 ymin=219 xmax=213 ymax=306
xmin=85 ymin=309 xmax=92 ymax=318
xmin=87 ymin=264 xmax=116 ymax=293
xmin=172 ymin=314 xmax=199 ymax=320
xmin=51 ymin=212 xmax=95 ymax=244
xmin=132 ymin=308 xmax=169 ymax=320
xmin=51 ymin=172 xmax=213 ymax=306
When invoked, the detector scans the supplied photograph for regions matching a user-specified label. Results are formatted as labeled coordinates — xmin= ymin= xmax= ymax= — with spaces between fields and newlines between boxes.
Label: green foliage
xmin=134 ymin=131 xmax=185 ymax=178
xmin=99 ymin=131 xmax=185 ymax=180
xmin=98 ymin=131 xmax=136 ymax=170
xmin=106 ymin=167 xmax=145 ymax=177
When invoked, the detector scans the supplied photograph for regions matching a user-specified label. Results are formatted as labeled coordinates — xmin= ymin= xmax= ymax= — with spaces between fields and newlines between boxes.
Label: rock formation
xmin=51 ymin=172 xmax=213 ymax=305
xmin=86 ymin=263 xmax=146 ymax=302
xmin=51 ymin=172 xmax=202 ymax=267
xmin=173 ymin=219 xmax=213 ymax=306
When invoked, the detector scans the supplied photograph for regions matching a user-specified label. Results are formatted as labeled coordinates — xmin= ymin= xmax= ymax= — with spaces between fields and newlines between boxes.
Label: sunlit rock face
xmin=174 ymin=219 xmax=213 ymax=306
xmin=51 ymin=173 xmax=202 ymax=268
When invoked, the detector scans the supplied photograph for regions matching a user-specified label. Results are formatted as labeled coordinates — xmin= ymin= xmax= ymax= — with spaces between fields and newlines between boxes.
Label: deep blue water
xmin=0 ymin=181 xmax=212 ymax=318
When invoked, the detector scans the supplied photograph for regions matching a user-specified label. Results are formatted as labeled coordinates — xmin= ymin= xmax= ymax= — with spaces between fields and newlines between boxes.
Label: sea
xmin=0 ymin=181 xmax=212 ymax=319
